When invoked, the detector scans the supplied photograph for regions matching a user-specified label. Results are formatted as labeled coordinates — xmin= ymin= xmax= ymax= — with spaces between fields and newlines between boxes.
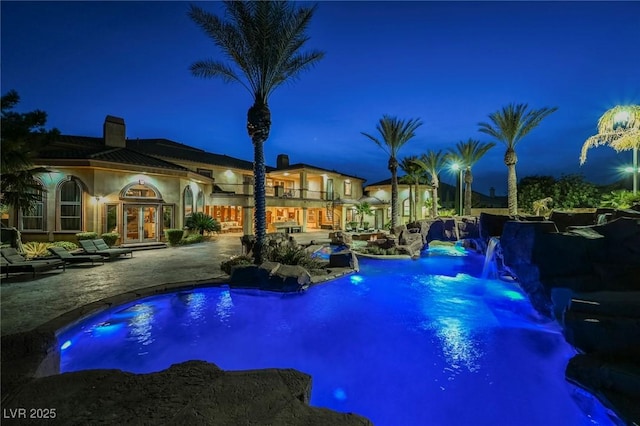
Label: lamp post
xmin=451 ymin=163 xmax=463 ymax=216
xmin=613 ymin=110 xmax=638 ymax=195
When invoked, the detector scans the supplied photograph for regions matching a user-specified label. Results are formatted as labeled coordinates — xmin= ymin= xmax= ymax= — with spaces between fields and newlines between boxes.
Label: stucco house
xmin=5 ymin=116 xmax=367 ymax=245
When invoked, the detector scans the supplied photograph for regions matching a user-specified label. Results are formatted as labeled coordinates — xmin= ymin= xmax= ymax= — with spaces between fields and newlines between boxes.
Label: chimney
xmin=276 ymin=154 xmax=289 ymax=169
xmin=489 ymin=187 xmax=495 ymax=198
xmin=103 ymin=115 xmax=126 ymax=148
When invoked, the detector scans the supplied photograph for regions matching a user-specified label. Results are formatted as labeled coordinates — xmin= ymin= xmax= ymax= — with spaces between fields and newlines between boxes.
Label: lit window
xmin=403 ymin=198 xmax=410 ymax=216
xmin=344 ymin=180 xmax=352 ymax=197
xmin=196 ymin=191 xmax=204 ymax=213
xmin=21 ymin=181 xmax=45 ymax=231
xmin=124 ymin=184 xmax=157 ymax=198
xmin=184 ymin=186 xmax=193 ymax=220
xmin=59 ymin=179 xmax=82 ymax=231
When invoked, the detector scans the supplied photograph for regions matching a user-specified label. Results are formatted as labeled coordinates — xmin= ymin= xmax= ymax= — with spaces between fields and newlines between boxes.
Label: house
xmin=5 ymin=116 xmax=366 ymax=245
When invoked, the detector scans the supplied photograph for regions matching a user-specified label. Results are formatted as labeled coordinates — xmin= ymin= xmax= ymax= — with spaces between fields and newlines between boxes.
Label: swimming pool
xmin=59 ymin=245 xmax=618 ymax=425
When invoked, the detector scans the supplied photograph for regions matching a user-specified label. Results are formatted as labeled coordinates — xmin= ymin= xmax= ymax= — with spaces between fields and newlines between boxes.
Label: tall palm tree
xmin=189 ymin=2 xmax=324 ymax=263
xmin=478 ymin=103 xmax=557 ymax=215
xmin=400 ymin=155 xmax=421 ymax=222
xmin=412 ymin=150 xmax=446 ymax=218
xmin=362 ymin=116 xmax=423 ymax=231
xmin=447 ymin=139 xmax=495 ymax=215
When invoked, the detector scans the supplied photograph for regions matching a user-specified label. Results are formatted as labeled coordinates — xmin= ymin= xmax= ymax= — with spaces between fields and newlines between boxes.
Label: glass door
xmin=124 ymin=205 xmax=158 ymax=243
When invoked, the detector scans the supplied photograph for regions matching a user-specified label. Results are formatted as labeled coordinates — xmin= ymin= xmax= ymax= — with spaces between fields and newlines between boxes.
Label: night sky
xmin=2 ymin=1 xmax=639 ymax=194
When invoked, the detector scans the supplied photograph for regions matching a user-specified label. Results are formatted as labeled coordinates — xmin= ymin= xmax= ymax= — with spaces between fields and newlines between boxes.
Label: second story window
xmin=344 ymin=180 xmax=352 ymax=197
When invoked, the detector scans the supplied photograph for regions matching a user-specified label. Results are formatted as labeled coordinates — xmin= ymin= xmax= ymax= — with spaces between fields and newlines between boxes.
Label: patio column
xmin=300 ymin=171 xmax=308 ymax=199
xmin=301 ymin=207 xmax=308 ymax=232
xmin=242 ymin=206 xmax=253 ymax=235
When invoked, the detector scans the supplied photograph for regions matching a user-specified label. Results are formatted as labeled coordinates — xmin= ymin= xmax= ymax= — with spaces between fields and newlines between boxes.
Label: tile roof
xmin=275 ymin=163 xmax=365 ymax=181
xmin=127 ymin=138 xmax=269 ymax=172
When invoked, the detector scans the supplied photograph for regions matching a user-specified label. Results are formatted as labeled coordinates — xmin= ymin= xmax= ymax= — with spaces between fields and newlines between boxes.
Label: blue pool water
xmin=59 ymin=245 xmax=618 ymax=425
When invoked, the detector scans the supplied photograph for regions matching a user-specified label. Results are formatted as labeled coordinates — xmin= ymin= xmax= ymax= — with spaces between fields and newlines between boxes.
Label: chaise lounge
xmin=48 ymin=246 xmax=105 ymax=266
xmin=1 ymin=247 xmax=66 ymax=278
xmin=79 ymin=239 xmax=133 ymax=259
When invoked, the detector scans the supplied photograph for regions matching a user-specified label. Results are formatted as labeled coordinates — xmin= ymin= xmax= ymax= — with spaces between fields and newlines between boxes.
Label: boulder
xmin=392 ymin=224 xmax=407 ymax=236
xmin=329 ymin=250 xmax=359 ymax=272
xmin=330 ymin=231 xmax=352 ymax=246
xmin=266 ymin=264 xmax=312 ymax=292
xmin=2 ymin=360 xmax=373 ymax=426
xmin=548 ymin=210 xmax=596 ymax=232
xmin=479 ymin=212 xmax=512 ymax=243
xmin=457 ymin=217 xmax=479 ymax=240
xmin=229 ymin=264 xmax=271 ymax=287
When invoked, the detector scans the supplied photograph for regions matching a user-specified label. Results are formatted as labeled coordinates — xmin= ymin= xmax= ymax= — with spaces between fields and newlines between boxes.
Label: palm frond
xmin=478 ymin=103 xmax=557 ymax=149
xmin=580 ymin=105 xmax=640 ymax=164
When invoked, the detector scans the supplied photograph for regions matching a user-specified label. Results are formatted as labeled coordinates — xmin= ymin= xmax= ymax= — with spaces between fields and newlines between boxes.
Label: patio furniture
xmin=79 ymin=239 xmax=133 ymax=259
xmin=274 ymin=221 xmax=302 ymax=234
xmin=1 ymin=248 xmax=66 ymax=278
xmin=48 ymin=246 xmax=105 ymax=266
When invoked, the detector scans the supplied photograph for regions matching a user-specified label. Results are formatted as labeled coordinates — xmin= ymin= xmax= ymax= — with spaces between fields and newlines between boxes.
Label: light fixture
xmin=138 ymin=179 xmax=145 ymax=185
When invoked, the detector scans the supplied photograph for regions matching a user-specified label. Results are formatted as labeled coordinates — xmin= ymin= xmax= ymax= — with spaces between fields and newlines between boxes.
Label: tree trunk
xmin=464 ymin=168 xmax=473 ymax=216
xmin=504 ymin=148 xmax=518 ymax=216
xmin=431 ymin=175 xmax=439 ymax=218
xmin=389 ymin=157 xmax=399 ymax=232
xmin=415 ymin=181 xmax=420 ymax=220
xmin=408 ymin=182 xmax=413 ymax=223
xmin=247 ymin=100 xmax=271 ymax=264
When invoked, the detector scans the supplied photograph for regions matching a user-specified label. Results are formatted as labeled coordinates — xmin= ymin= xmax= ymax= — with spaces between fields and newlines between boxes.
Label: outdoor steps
xmin=120 ymin=242 xmax=168 ymax=251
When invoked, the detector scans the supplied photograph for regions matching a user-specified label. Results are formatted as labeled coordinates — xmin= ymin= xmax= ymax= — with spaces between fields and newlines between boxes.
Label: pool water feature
xmin=310 ymin=244 xmax=348 ymax=259
xmin=59 ymin=245 xmax=618 ymax=425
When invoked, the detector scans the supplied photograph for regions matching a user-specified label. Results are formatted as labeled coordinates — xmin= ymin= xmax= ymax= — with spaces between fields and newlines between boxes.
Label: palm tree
xmin=189 ymin=2 xmax=324 ymax=263
xmin=478 ymin=103 xmax=558 ymax=215
xmin=362 ymin=116 xmax=422 ymax=231
xmin=447 ymin=139 xmax=495 ymax=215
xmin=581 ymin=105 xmax=640 ymax=194
xmin=412 ymin=150 xmax=446 ymax=218
xmin=400 ymin=155 xmax=421 ymax=222
xmin=353 ymin=202 xmax=372 ymax=229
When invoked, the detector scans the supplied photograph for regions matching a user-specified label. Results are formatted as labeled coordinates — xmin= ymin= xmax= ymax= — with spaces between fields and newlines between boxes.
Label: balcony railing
xmin=212 ymin=183 xmax=335 ymax=201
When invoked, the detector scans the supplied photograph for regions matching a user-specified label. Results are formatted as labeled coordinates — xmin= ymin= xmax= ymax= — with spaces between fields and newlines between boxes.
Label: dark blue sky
xmin=2 ymin=1 xmax=639 ymax=194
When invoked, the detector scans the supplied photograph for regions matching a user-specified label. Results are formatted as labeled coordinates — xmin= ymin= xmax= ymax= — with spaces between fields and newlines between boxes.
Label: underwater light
xmin=333 ymin=388 xmax=347 ymax=401
xmin=350 ymin=275 xmax=364 ymax=285
xmin=61 ymin=340 xmax=72 ymax=350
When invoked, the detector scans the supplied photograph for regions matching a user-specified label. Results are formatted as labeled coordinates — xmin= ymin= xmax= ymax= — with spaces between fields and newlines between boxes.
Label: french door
xmin=124 ymin=204 xmax=158 ymax=243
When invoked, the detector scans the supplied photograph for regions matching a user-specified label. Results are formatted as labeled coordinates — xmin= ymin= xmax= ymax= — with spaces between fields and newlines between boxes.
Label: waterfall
xmin=481 ymin=237 xmax=500 ymax=279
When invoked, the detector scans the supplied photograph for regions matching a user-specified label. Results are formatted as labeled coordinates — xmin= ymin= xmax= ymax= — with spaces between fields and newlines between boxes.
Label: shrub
xmin=22 ymin=242 xmax=51 ymax=259
xmin=50 ymin=241 xmax=78 ymax=251
xmin=600 ymin=190 xmax=640 ymax=209
xmin=264 ymin=244 xmax=325 ymax=270
xmin=180 ymin=233 xmax=204 ymax=245
xmin=220 ymin=255 xmax=254 ymax=274
xmin=76 ymin=232 xmax=98 ymax=241
xmin=185 ymin=212 xmax=221 ymax=235
xmin=100 ymin=232 xmax=120 ymax=247
xmin=164 ymin=229 xmax=184 ymax=246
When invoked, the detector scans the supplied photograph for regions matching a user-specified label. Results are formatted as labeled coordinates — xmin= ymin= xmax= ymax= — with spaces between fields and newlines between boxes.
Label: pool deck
xmin=0 ymin=231 xmax=331 ymax=336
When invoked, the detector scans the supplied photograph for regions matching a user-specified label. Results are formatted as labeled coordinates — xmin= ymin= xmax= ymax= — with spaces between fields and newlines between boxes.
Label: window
xmin=344 ymin=180 xmax=352 ymax=197
xmin=105 ymin=204 xmax=118 ymax=233
xmin=197 ymin=168 xmax=212 ymax=178
xmin=402 ymin=198 xmax=410 ymax=217
xmin=21 ymin=181 xmax=45 ymax=230
xmin=162 ymin=205 xmax=174 ymax=231
xmin=124 ymin=184 xmax=157 ymax=198
xmin=326 ymin=179 xmax=334 ymax=200
xmin=183 ymin=186 xmax=193 ymax=220
xmin=196 ymin=191 xmax=205 ymax=213
xmin=59 ymin=179 xmax=82 ymax=231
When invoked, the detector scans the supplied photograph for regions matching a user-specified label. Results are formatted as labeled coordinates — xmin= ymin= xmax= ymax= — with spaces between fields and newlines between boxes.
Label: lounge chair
xmin=48 ymin=246 xmax=105 ymax=265
xmin=1 ymin=247 xmax=66 ymax=278
xmin=79 ymin=239 xmax=133 ymax=259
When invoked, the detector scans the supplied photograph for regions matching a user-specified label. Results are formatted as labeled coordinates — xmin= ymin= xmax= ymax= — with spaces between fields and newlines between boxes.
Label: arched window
xmin=196 ymin=190 xmax=205 ymax=213
xmin=402 ymin=198 xmax=410 ymax=217
xmin=20 ymin=180 xmax=46 ymax=231
xmin=59 ymin=178 xmax=82 ymax=231
xmin=183 ymin=186 xmax=194 ymax=219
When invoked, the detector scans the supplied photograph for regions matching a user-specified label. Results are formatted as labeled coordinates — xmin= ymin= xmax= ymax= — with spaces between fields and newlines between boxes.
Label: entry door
xmin=124 ymin=205 xmax=158 ymax=243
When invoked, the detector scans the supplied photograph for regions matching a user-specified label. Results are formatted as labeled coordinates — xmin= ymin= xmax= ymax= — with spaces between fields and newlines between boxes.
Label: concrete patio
xmin=0 ymin=231 xmax=330 ymax=336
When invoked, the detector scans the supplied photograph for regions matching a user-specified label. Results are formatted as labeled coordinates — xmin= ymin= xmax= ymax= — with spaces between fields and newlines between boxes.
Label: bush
xmin=100 ymin=232 xmax=120 ymax=247
xmin=76 ymin=232 xmax=98 ymax=241
xmin=22 ymin=242 xmax=51 ymax=259
xmin=164 ymin=229 xmax=184 ymax=246
xmin=50 ymin=241 xmax=78 ymax=251
xmin=220 ymin=255 xmax=254 ymax=274
xmin=264 ymin=244 xmax=325 ymax=270
xmin=185 ymin=212 xmax=221 ymax=235
xmin=180 ymin=233 xmax=204 ymax=245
